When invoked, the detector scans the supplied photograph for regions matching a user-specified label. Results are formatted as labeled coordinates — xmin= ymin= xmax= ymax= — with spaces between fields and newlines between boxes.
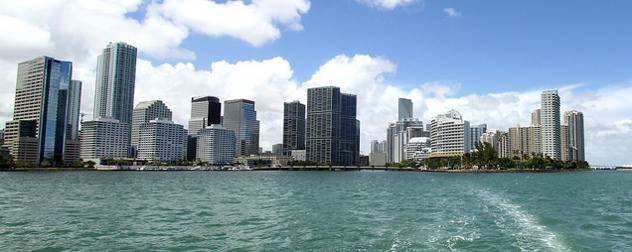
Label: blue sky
xmin=0 ymin=0 xmax=630 ymax=165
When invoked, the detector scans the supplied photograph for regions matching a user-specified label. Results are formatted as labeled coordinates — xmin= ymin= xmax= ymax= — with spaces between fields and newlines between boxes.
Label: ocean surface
xmin=1 ymin=170 xmax=631 ymax=251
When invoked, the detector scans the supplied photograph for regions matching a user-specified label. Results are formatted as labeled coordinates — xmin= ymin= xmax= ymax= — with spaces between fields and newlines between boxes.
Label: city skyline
xmin=0 ymin=1 xmax=631 ymax=165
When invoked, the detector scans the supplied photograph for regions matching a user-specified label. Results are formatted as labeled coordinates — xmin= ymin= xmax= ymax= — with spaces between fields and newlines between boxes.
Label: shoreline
xmin=0 ymin=166 xmax=594 ymax=173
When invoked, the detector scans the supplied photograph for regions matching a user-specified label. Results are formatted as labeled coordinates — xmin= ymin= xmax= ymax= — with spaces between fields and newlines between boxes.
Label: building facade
xmin=4 ymin=56 xmax=75 ymax=165
xmin=469 ymin=123 xmax=487 ymax=152
xmin=137 ymin=119 xmax=185 ymax=162
xmin=386 ymin=119 xmax=424 ymax=163
xmin=306 ymin=86 xmax=359 ymax=165
xmin=188 ymin=96 xmax=221 ymax=135
xmin=564 ymin=110 xmax=585 ymax=161
xmin=430 ymin=110 xmax=470 ymax=157
xmin=131 ymin=100 xmax=173 ymax=156
xmin=66 ymin=80 xmax=82 ymax=140
xmin=406 ymin=137 xmax=431 ymax=161
xmin=282 ymin=100 xmax=305 ymax=156
xmin=541 ymin=90 xmax=561 ymax=160
xmin=80 ymin=117 xmax=129 ymax=161
xmin=223 ymin=99 xmax=260 ymax=156
xmin=93 ymin=42 xmax=137 ymax=147
xmin=398 ymin=98 xmax=413 ymax=121
xmin=197 ymin=125 xmax=235 ymax=164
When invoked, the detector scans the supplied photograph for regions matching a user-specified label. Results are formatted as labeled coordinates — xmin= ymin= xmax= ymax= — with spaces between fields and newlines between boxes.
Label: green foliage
xmin=0 ymin=154 xmax=15 ymax=169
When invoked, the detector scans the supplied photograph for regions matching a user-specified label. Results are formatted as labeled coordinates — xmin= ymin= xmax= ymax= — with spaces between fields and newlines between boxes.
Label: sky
xmin=1 ymin=0 xmax=631 ymax=166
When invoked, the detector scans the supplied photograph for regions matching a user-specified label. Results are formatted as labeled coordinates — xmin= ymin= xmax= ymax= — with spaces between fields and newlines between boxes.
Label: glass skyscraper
xmin=188 ymin=96 xmax=221 ymax=136
xmin=93 ymin=42 xmax=137 ymax=142
xmin=282 ymin=101 xmax=305 ymax=156
xmin=223 ymin=99 xmax=260 ymax=156
xmin=306 ymin=86 xmax=359 ymax=165
xmin=4 ymin=56 xmax=74 ymax=165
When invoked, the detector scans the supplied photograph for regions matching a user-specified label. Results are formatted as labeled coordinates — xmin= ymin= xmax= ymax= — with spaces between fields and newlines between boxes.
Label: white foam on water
xmin=475 ymin=189 xmax=570 ymax=251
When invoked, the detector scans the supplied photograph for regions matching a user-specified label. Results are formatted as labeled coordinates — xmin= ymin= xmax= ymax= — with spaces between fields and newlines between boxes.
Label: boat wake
xmin=474 ymin=189 xmax=570 ymax=251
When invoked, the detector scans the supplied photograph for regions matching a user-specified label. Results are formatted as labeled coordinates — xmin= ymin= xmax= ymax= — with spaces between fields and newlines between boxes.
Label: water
xmin=1 ymin=170 xmax=631 ymax=251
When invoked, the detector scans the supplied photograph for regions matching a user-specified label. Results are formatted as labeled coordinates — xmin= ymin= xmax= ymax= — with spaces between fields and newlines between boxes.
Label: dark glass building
xmin=282 ymin=101 xmax=305 ymax=156
xmin=306 ymin=86 xmax=359 ymax=165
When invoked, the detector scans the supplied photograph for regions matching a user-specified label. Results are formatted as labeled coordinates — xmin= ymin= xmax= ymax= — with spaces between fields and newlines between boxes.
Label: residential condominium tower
xmin=564 ymin=110 xmax=585 ymax=161
xmin=80 ymin=117 xmax=129 ymax=161
xmin=282 ymin=101 xmax=305 ymax=156
xmin=93 ymin=42 xmax=137 ymax=144
xmin=306 ymin=86 xmax=360 ymax=165
xmin=4 ymin=56 xmax=76 ymax=165
xmin=137 ymin=119 xmax=186 ymax=162
xmin=540 ymin=90 xmax=561 ymax=160
xmin=430 ymin=110 xmax=471 ymax=157
xmin=223 ymin=99 xmax=260 ymax=156
xmin=131 ymin=100 xmax=173 ymax=157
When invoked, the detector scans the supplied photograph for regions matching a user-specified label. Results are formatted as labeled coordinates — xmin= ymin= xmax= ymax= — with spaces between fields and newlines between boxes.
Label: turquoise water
xmin=1 ymin=170 xmax=631 ymax=251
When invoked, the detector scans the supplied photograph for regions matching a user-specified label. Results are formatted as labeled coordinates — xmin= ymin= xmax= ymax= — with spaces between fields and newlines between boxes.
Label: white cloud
xmin=356 ymin=0 xmax=417 ymax=10
xmin=444 ymin=8 xmax=461 ymax=18
xmin=154 ymin=0 xmax=310 ymax=47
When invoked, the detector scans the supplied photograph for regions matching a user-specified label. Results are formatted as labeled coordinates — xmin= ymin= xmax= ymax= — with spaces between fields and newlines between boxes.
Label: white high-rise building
xmin=93 ymin=42 xmax=137 ymax=148
xmin=131 ymin=100 xmax=173 ymax=156
xmin=430 ymin=110 xmax=470 ymax=157
xmin=197 ymin=125 xmax=235 ymax=164
xmin=406 ymin=137 xmax=431 ymax=161
xmin=540 ymin=90 xmax=561 ymax=160
xmin=137 ymin=119 xmax=185 ymax=162
xmin=80 ymin=117 xmax=129 ymax=161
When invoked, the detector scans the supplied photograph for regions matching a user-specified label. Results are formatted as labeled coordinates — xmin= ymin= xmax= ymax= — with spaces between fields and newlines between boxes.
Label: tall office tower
xmin=4 ymin=56 xmax=72 ymax=165
xmin=430 ymin=110 xmax=471 ymax=157
xmin=93 ymin=42 xmax=137 ymax=140
xmin=188 ymin=96 xmax=221 ymax=135
xmin=131 ymin=100 xmax=173 ymax=156
xmin=398 ymin=98 xmax=413 ymax=121
xmin=469 ymin=123 xmax=487 ymax=151
xmin=564 ymin=110 xmax=585 ymax=161
xmin=282 ymin=100 xmax=305 ymax=156
xmin=223 ymin=99 xmax=260 ymax=156
xmin=80 ymin=117 xmax=129 ymax=160
xmin=197 ymin=125 xmax=235 ymax=164
xmin=531 ymin=109 xmax=541 ymax=126
xmin=540 ymin=90 xmax=561 ymax=160
xmin=340 ymin=93 xmax=360 ymax=165
xmin=66 ymin=80 xmax=82 ymax=140
xmin=386 ymin=118 xmax=423 ymax=163
xmin=137 ymin=119 xmax=185 ymax=162
xmin=306 ymin=86 xmax=360 ymax=165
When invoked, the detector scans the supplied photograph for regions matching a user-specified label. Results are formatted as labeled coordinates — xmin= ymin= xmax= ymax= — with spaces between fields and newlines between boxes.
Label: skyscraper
xmin=4 ymin=56 xmax=73 ymax=165
xmin=223 ymin=99 xmax=260 ymax=156
xmin=564 ymin=110 xmax=585 ymax=161
xmin=188 ymin=96 xmax=221 ymax=136
xmin=398 ymin=98 xmax=413 ymax=121
xmin=137 ymin=119 xmax=186 ymax=162
xmin=93 ymin=42 xmax=137 ymax=134
xmin=430 ymin=110 xmax=471 ymax=157
xmin=80 ymin=117 xmax=129 ymax=160
xmin=131 ymin=100 xmax=173 ymax=156
xmin=306 ymin=86 xmax=359 ymax=165
xmin=540 ymin=90 xmax=561 ymax=160
xmin=197 ymin=125 xmax=235 ymax=164
xmin=66 ymin=80 xmax=82 ymax=140
xmin=282 ymin=100 xmax=305 ymax=156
